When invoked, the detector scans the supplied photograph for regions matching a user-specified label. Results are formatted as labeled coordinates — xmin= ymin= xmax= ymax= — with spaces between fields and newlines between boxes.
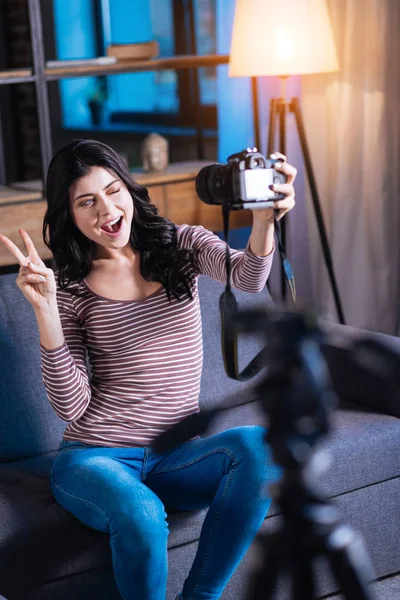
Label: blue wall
xmin=215 ymin=0 xmax=255 ymax=248
xmin=53 ymin=0 xmax=98 ymax=128
xmin=216 ymin=0 xmax=254 ymax=164
xmin=105 ymin=0 xmax=155 ymax=112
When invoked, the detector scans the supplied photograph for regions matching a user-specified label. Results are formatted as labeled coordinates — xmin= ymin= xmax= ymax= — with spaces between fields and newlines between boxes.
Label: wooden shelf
xmin=0 ymin=68 xmax=32 ymax=78
xmin=0 ymin=185 xmax=42 ymax=205
xmin=0 ymin=68 xmax=34 ymax=85
xmin=8 ymin=180 xmax=43 ymax=193
xmin=132 ymin=161 xmax=213 ymax=186
xmin=9 ymin=161 xmax=214 ymax=193
xmin=45 ymin=54 xmax=229 ymax=80
xmin=0 ymin=55 xmax=228 ymax=84
xmin=0 ymin=195 xmax=51 ymax=267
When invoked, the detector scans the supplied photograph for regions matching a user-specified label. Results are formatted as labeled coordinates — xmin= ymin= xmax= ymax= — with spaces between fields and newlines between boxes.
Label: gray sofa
xmin=0 ymin=271 xmax=399 ymax=600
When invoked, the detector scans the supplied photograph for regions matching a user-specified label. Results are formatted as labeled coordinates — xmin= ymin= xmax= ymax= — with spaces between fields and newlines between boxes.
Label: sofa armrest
xmin=320 ymin=320 xmax=400 ymax=418
xmin=320 ymin=319 xmax=400 ymax=351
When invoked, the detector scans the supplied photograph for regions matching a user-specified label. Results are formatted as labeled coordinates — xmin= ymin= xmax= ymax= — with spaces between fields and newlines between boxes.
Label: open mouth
xmin=101 ymin=216 xmax=124 ymax=236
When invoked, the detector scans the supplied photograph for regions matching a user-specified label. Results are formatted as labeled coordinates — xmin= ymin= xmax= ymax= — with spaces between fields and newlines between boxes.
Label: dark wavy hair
xmin=43 ymin=139 xmax=198 ymax=301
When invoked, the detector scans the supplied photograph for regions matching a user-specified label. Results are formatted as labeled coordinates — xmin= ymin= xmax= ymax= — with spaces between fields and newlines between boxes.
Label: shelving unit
xmin=0 ymin=0 xmax=229 ymax=182
xmin=0 ymin=185 xmax=42 ymax=204
xmin=0 ymin=0 xmax=252 ymax=269
xmin=0 ymin=69 xmax=34 ymax=83
xmin=0 ymin=0 xmax=229 ymax=192
xmin=44 ymin=54 xmax=229 ymax=80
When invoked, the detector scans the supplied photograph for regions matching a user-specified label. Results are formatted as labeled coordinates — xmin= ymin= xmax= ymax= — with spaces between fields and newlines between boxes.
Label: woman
xmin=0 ymin=139 xmax=296 ymax=600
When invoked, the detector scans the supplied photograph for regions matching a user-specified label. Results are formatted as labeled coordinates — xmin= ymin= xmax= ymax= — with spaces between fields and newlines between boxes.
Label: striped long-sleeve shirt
xmin=40 ymin=224 xmax=273 ymax=447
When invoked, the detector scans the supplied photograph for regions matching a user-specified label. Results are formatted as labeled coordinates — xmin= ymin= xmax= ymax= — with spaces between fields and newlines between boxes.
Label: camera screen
xmin=243 ymin=169 xmax=275 ymax=200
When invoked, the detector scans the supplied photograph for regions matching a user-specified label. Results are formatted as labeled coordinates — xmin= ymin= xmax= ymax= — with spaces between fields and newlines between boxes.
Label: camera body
xmin=196 ymin=147 xmax=287 ymax=210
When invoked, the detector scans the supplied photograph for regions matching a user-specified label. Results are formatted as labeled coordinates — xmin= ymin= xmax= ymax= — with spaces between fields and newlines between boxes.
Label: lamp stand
xmin=253 ymin=77 xmax=346 ymax=324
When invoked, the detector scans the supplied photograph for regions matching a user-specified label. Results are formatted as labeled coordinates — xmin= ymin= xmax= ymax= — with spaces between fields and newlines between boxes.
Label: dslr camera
xmin=196 ymin=147 xmax=287 ymax=210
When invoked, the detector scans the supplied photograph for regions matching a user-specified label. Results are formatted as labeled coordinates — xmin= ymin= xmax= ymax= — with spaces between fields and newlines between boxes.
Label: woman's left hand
xmin=252 ymin=152 xmax=297 ymax=222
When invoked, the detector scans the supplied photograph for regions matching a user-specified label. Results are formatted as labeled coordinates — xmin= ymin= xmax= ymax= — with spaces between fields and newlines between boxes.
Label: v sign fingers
xmin=0 ymin=233 xmax=29 ymax=266
xmin=18 ymin=229 xmax=46 ymax=267
xmin=0 ymin=230 xmax=57 ymax=311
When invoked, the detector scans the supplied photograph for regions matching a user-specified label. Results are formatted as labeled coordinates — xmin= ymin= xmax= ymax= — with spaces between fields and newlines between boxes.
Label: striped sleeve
xmin=40 ymin=291 xmax=91 ymax=422
xmin=177 ymin=224 xmax=273 ymax=293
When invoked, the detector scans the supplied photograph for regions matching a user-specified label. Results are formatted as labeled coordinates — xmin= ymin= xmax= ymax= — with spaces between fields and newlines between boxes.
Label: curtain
xmin=302 ymin=0 xmax=400 ymax=333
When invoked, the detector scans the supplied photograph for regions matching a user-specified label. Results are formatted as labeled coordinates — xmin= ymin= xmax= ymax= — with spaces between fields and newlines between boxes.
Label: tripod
xmin=153 ymin=306 xmax=378 ymax=599
xmin=252 ymin=77 xmax=345 ymax=325
xmin=241 ymin=310 xmax=375 ymax=600
xmin=249 ymin=468 xmax=376 ymax=600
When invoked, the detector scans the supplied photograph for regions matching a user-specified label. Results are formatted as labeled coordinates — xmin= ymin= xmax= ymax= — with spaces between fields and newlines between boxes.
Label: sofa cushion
xmin=205 ymin=400 xmax=400 ymax=498
xmin=1 ymin=398 xmax=399 ymax=596
xmin=0 ymin=464 xmax=209 ymax=595
xmin=0 ymin=274 xmax=67 ymax=461
xmin=322 ymin=321 xmax=400 ymax=418
xmin=198 ymin=276 xmax=273 ymax=411
xmin=0 ymin=467 xmax=110 ymax=596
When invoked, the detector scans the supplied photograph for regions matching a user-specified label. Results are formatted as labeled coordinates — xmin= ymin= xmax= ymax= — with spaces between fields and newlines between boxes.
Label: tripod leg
xmin=251 ymin=77 xmax=261 ymax=152
xmin=290 ymin=554 xmax=315 ymax=600
xmin=268 ymin=98 xmax=278 ymax=156
xmin=327 ymin=525 xmax=376 ymax=600
xmin=290 ymin=97 xmax=346 ymax=325
xmin=266 ymin=98 xmax=279 ymax=298
xmin=278 ymin=98 xmax=287 ymax=302
xmin=247 ymin=533 xmax=282 ymax=600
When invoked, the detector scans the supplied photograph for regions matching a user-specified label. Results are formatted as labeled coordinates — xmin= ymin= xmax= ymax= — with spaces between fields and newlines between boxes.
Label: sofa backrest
xmin=0 ymin=272 xmax=273 ymax=461
xmin=0 ymin=273 xmax=67 ymax=461
xmin=197 ymin=276 xmax=273 ymax=411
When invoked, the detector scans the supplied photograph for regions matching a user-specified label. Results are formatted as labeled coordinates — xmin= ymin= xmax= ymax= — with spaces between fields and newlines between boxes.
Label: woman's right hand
xmin=0 ymin=229 xmax=57 ymax=312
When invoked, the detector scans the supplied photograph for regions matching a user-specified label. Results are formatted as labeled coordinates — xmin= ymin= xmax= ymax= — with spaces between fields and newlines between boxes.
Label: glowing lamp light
xmin=229 ymin=0 xmax=339 ymax=78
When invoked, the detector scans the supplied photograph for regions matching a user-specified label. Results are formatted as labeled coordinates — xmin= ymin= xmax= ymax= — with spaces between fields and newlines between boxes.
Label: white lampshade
xmin=229 ymin=0 xmax=339 ymax=77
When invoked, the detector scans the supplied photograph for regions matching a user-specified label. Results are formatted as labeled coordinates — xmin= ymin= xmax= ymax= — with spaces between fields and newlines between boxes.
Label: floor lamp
xmin=229 ymin=0 xmax=346 ymax=325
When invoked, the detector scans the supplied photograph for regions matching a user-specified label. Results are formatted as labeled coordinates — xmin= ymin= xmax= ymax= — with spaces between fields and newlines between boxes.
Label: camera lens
xmin=196 ymin=164 xmax=227 ymax=205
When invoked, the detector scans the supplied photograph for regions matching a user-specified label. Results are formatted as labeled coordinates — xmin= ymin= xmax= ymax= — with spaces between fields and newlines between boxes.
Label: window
xmin=100 ymin=0 xmax=217 ymax=131
xmin=194 ymin=0 xmax=217 ymax=106
xmin=52 ymin=0 xmax=217 ymax=134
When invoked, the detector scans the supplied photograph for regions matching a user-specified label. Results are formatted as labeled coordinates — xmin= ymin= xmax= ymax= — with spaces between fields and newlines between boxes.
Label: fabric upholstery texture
xmin=0 ymin=275 xmax=66 ymax=461
xmin=0 ymin=272 xmax=399 ymax=600
xmin=1 ymin=400 xmax=398 ymax=596
xmin=5 ymin=475 xmax=398 ymax=600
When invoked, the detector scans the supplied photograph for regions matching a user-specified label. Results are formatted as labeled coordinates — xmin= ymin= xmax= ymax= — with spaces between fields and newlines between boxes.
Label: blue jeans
xmin=51 ymin=426 xmax=279 ymax=600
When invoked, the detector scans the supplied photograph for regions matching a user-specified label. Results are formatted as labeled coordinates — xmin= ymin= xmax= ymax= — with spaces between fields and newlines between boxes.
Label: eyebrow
xmin=73 ymin=179 xmax=120 ymax=203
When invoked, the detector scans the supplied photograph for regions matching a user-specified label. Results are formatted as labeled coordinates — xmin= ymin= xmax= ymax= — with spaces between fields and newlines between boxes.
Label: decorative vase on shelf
xmin=141 ymin=133 xmax=169 ymax=172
